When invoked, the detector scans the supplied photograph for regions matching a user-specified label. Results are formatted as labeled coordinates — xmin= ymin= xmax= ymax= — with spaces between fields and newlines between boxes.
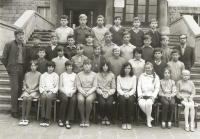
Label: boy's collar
xmin=132 ymin=27 xmax=141 ymax=33
xmin=151 ymin=29 xmax=157 ymax=33
xmin=57 ymin=56 xmax=66 ymax=59
xmin=67 ymin=45 xmax=76 ymax=48
xmin=78 ymin=25 xmax=88 ymax=29
xmin=60 ymin=26 xmax=68 ymax=28
xmin=87 ymin=43 xmax=93 ymax=46
xmin=114 ymin=25 xmax=121 ymax=28
xmin=142 ymin=45 xmax=152 ymax=48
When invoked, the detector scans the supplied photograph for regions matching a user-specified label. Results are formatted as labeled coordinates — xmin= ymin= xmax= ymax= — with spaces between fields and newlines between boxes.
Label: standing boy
xmin=37 ymin=48 xmax=49 ymax=74
xmin=92 ymin=15 xmax=109 ymax=47
xmin=83 ymin=32 xmax=95 ymax=60
xmin=128 ymin=17 xmax=144 ymax=47
xmin=160 ymin=36 xmax=172 ymax=63
xmin=74 ymin=14 xmax=91 ymax=44
xmin=109 ymin=16 xmax=126 ymax=46
xmin=141 ymin=35 xmax=154 ymax=62
xmin=55 ymin=15 xmax=74 ymax=45
xmin=145 ymin=19 xmax=162 ymax=48
xmin=64 ymin=35 xmax=77 ymax=60
xmin=28 ymin=34 xmax=41 ymax=62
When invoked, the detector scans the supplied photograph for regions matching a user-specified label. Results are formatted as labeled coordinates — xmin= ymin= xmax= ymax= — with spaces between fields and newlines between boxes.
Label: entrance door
xmin=114 ymin=0 xmax=158 ymax=27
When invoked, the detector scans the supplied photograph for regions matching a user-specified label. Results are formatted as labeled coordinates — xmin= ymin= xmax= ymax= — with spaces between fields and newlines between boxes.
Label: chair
xmin=177 ymin=103 xmax=199 ymax=128
xmin=156 ymin=102 xmax=177 ymax=127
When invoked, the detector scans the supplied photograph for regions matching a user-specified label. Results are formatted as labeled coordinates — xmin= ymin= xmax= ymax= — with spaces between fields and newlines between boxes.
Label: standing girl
xmin=19 ymin=60 xmax=41 ymax=126
xmin=137 ymin=62 xmax=160 ymax=128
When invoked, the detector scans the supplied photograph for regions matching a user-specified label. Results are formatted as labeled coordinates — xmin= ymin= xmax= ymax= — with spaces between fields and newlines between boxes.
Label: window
xmin=125 ymin=0 xmax=134 ymax=22
xmin=148 ymin=0 xmax=158 ymax=22
xmin=37 ymin=7 xmax=50 ymax=21
xmin=0 ymin=5 xmax=3 ymax=19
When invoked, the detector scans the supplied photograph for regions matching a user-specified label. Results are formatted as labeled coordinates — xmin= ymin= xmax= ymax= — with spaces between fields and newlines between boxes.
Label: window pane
xmin=138 ymin=14 xmax=145 ymax=22
xmin=126 ymin=0 xmax=134 ymax=4
xmin=149 ymin=0 xmax=157 ymax=5
xmin=138 ymin=0 xmax=146 ymax=5
xmin=115 ymin=7 xmax=123 ymax=12
xmin=46 ymin=8 xmax=50 ymax=21
xmin=38 ymin=8 xmax=45 ymax=17
xmin=138 ymin=6 xmax=145 ymax=13
xmin=126 ymin=5 xmax=134 ymax=13
xmin=115 ymin=13 xmax=123 ymax=18
xmin=126 ymin=14 xmax=134 ymax=21
xmin=149 ymin=6 xmax=157 ymax=13
xmin=148 ymin=14 xmax=157 ymax=21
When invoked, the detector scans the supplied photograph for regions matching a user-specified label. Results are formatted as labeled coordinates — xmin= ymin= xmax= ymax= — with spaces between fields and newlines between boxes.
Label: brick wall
xmin=0 ymin=0 xmax=50 ymax=24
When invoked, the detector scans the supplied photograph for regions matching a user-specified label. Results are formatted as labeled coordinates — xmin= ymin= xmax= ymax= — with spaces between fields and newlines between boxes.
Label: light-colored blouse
xmin=129 ymin=58 xmax=145 ymax=80
xmin=159 ymin=79 xmax=176 ymax=97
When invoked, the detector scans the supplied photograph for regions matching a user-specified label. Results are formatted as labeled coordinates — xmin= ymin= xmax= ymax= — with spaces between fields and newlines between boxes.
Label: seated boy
xmin=141 ymin=35 xmax=154 ymax=61
xmin=37 ymin=48 xmax=49 ymax=74
xmin=83 ymin=32 xmax=95 ymax=60
xmin=160 ymin=36 xmax=172 ymax=63
xmin=64 ymin=35 xmax=77 ymax=60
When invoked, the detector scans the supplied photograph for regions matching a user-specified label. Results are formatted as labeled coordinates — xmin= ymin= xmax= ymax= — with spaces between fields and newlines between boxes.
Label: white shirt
xmin=55 ymin=26 xmax=74 ymax=43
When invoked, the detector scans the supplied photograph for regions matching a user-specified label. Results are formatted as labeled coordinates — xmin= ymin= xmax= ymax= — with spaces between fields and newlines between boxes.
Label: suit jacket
xmin=173 ymin=45 xmax=195 ymax=71
xmin=45 ymin=45 xmax=58 ymax=61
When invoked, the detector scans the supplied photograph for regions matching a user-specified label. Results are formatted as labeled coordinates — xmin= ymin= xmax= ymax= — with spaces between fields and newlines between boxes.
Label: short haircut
xmin=32 ymin=34 xmax=41 ymax=40
xmin=120 ymin=62 xmax=134 ymax=77
xmin=65 ymin=60 xmax=73 ymax=68
xmin=122 ymin=31 xmax=131 ymax=37
xmin=56 ymin=46 xmax=64 ymax=52
xmin=37 ymin=47 xmax=46 ymax=53
xmin=164 ymin=67 xmax=171 ymax=75
xmin=100 ymin=60 xmax=110 ymax=73
xmin=85 ymin=32 xmax=94 ymax=38
xmin=30 ymin=60 xmax=38 ymax=67
xmin=133 ymin=47 xmax=142 ymax=55
xmin=114 ymin=16 xmax=122 ymax=20
xmin=67 ymin=34 xmax=75 ymax=40
xmin=83 ymin=59 xmax=92 ymax=65
xmin=97 ymin=15 xmax=105 ymax=20
xmin=104 ymin=31 xmax=113 ymax=37
xmin=76 ymin=44 xmax=84 ymax=49
xmin=60 ymin=15 xmax=68 ymax=20
xmin=133 ymin=17 xmax=141 ymax=22
xmin=46 ymin=61 xmax=56 ymax=68
xmin=50 ymin=33 xmax=58 ymax=39
xmin=182 ymin=69 xmax=190 ymax=75
xmin=113 ymin=45 xmax=120 ymax=52
xmin=143 ymin=35 xmax=152 ymax=40
xmin=179 ymin=34 xmax=187 ymax=39
xmin=172 ymin=49 xmax=180 ymax=55
xmin=94 ymin=45 xmax=102 ymax=51
xmin=150 ymin=19 xmax=158 ymax=23
xmin=79 ymin=14 xmax=87 ymax=20
xmin=161 ymin=35 xmax=169 ymax=41
xmin=153 ymin=48 xmax=162 ymax=54
xmin=14 ymin=29 xmax=24 ymax=36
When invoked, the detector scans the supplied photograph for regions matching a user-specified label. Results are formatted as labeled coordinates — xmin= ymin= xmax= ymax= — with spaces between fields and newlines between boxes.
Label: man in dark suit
xmin=173 ymin=34 xmax=195 ymax=71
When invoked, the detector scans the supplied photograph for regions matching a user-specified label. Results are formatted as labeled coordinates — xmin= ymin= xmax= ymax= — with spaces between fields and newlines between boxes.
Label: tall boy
xmin=83 ymin=32 xmax=95 ymax=60
xmin=74 ymin=14 xmax=91 ymax=44
xmin=167 ymin=49 xmax=185 ymax=83
xmin=109 ymin=16 xmax=126 ymax=46
xmin=128 ymin=17 xmax=144 ymax=47
xmin=52 ymin=47 xmax=68 ymax=76
xmin=45 ymin=33 xmax=58 ymax=61
xmin=37 ymin=48 xmax=49 ymax=74
xmin=64 ymin=35 xmax=77 ymax=60
xmin=145 ymin=19 xmax=161 ymax=48
xmin=141 ymin=35 xmax=154 ymax=61
xmin=160 ymin=36 xmax=172 ymax=63
xmin=152 ymin=48 xmax=167 ymax=79
xmin=28 ymin=34 xmax=41 ymax=61
xmin=92 ymin=15 xmax=109 ymax=47
xmin=120 ymin=31 xmax=136 ymax=62
xmin=55 ymin=15 xmax=74 ymax=45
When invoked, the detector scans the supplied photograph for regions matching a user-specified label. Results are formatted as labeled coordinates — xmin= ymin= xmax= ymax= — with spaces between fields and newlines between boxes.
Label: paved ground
xmin=0 ymin=114 xmax=199 ymax=139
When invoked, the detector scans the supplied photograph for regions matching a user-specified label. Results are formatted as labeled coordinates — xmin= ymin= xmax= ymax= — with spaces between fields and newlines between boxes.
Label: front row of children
xmin=19 ymin=56 xmax=196 ymax=132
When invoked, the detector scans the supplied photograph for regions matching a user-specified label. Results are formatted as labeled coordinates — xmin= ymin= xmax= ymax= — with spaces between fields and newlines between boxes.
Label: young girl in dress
xmin=176 ymin=70 xmax=196 ymax=132
xmin=19 ymin=60 xmax=41 ymax=126
xmin=137 ymin=61 xmax=160 ymax=128
xmin=159 ymin=67 xmax=176 ymax=129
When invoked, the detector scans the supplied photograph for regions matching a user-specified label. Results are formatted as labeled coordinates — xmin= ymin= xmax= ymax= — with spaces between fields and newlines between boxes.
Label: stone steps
xmin=0 ymin=104 xmax=11 ymax=113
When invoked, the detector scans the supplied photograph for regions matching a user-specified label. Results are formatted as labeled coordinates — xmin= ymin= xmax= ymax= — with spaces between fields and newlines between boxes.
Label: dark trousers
xmin=118 ymin=95 xmax=137 ymax=124
xmin=41 ymin=93 xmax=57 ymax=119
xmin=159 ymin=97 xmax=175 ymax=122
xmin=97 ymin=95 xmax=114 ymax=120
xmin=58 ymin=93 xmax=77 ymax=123
xmin=8 ymin=64 xmax=24 ymax=113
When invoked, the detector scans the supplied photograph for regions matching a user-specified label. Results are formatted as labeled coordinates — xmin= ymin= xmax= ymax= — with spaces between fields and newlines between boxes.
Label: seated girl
xmin=96 ymin=61 xmax=116 ymax=125
xmin=137 ymin=61 xmax=160 ymax=128
xmin=117 ymin=62 xmax=137 ymax=130
xmin=76 ymin=59 xmax=97 ymax=127
xmin=19 ymin=60 xmax=41 ymax=126
xmin=39 ymin=61 xmax=59 ymax=127
xmin=159 ymin=67 xmax=176 ymax=129
xmin=176 ymin=70 xmax=196 ymax=132
xmin=58 ymin=60 xmax=77 ymax=129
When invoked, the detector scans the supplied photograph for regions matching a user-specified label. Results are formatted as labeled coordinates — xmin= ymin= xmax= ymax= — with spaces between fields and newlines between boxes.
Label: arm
xmin=59 ymin=74 xmax=67 ymax=94
xmin=128 ymin=76 xmax=136 ymax=96
xmin=137 ymin=75 xmax=143 ymax=97
xmin=109 ymin=73 xmax=116 ymax=95
xmin=158 ymin=81 xmax=165 ymax=97
xmin=87 ymin=74 xmax=97 ymax=95
xmin=70 ymin=28 xmax=74 ymax=35
xmin=170 ymin=80 xmax=177 ymax=97
xmin=51 ymin=74 xmax=59 ymax=93
xmin=23 ymin=74 xmax=29 ymax=92
xmin=176 ymin=81 xmax=183 ymax=99
xmin=191 ymin=47 xmax=195 ymax=67
xmin=152 ymin=76 xmax=160 ymax=98
xmin=117 ymin=76 xmax=124 ymax=96
xmin=1 ymin=42 xmax=10 ymax=67
xmin=74 ymin=29 xmax=77 ymax=42
xmin=75 ymin=74 xmax=85 ymax=94
xmin=189 ymin=81 xmax=196 ymax=99
xmin=39 ymin=74 xmax=45 ymax=93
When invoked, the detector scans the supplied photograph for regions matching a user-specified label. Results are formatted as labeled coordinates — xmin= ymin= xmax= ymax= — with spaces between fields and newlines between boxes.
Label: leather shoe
xmin=12 ymin=112 xmax=20 ymax=118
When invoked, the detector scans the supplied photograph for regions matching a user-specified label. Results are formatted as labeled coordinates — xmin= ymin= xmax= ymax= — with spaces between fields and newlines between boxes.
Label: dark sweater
xmin=37 ymin=59 xmax=48 ymax=74
xmin=45 ymin=45 xmax=58 ymax=61
xmin=109 ymin=26 xmax=126 ymax=46
xmin=64 ymin=46 xmax=77 ymax=60
xmin=128 ymin=29 xmax=144 ymax=47
xmin=152 ymin=60 xmax=167 ymax=79
xmin=141 ymin=46 xmax=154 ymax=62
xmin=83 ymin=44 xmax=94 ymax=60
xmin=28 ymin=45 xmax=40 ymax=61
xmin=145 ymin=30 xmax=161 ymax=48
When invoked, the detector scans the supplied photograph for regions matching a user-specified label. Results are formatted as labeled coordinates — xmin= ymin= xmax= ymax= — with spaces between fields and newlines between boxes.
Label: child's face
xmin=97 ymin=18 xmax=104 ymax=26
xmin=38 ymin=51 xmax=46 ymax=58
xmin=145 ymin=65 xmax=153 ymax=75
xmin=182 ymin=73 xmax=190 ymax=81
xmin=154 ymin=51 xmax=162 ymax=59
xmin=134 ymin=52 xmax=141 ymax=60
xmin=66 ymin=65 xmax=73 ymax=72
xmin=150 ymin=21 xmax=158 ymax=29
xmin=125 ymin=65 xmax=131 ymax=75
xmin=172 ymin=53 xmax=179 ymax=61
xmin=67 ymin=38 xmax=75 ymax=45
xmin=51 ymin=37 xmax=58 ymax=45
xmin=123 ymin=34 xmax=130 ymax=43
xmin=103 ymin=64 xmax=108 ymax=72
xmin=60 ymin=18 xmax=68 ymax=26
xmin=133 ymin=20 xmax=140 ymax=28
xmin=83 ymin=63 xmax=92 ymax=71
xmin=161 ymin=39 xmax=169 ymax=47
xmin=86 ymin=36 xmax=94 ymax=44
xmin=144 ymin=39 xmax=151 ymax=47
xmin=164 ymin=70 xmax=170 ymax=79
xmin=58 ymin=50 xmax=64 ymax=57
xmin=105 ymin=35 xmax=112 ymax=43
xmin=113 ymin=49 xmax=120 ymax=57
xmin=47 ymin=66 xmax=54 ymax=73
xmin=79 ymin=18 xmax=87 ymax=25
xmin=76 ymin=47 xmax=84 ymax=56
xmin=31 ymin=63 xmax=37 ymax=72
xmin=114 ymin=18 xmax=121 ymax=26
xmin=33 ymin=38 xmax=40 ymax=45
xmin=94 ymin=47 xmax=101 ymax=56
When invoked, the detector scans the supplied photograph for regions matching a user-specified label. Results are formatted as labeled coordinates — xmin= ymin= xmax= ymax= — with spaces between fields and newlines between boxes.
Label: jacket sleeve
xmin=129 ymin=76 xmax=136 ymax=96
xmin=117 ymin=76 xmax=124 ymax=96
xmin=39 ymin=74 xmax=45 ymax=93
xmin=152 ymin=76 xmax=160 ymax=98
xmin=191 ymin=47 xmax=195 ymax=67
xmin=1 ymin=42 xmax=11 ymax=67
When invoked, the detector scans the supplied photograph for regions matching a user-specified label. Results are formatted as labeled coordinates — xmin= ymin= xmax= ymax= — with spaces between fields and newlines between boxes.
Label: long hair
xmin=163 ymin=67 xmax=171 ymax=79
xmin=145 ymin=61 xmax=155 ymax=83
xmin=120 ymin=62 xmax=134 ymax=77
xmin=100 ymin=60 xmax=110 ymax=73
